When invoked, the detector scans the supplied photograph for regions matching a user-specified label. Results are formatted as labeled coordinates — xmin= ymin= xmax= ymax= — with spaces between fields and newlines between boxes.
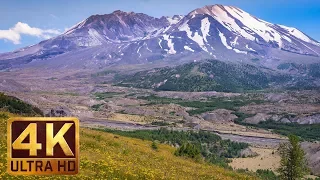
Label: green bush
xmin=151 ymin=121 xmax=171 ymax=126
xmin=256 ymin=169 xmax=278 ymax=180
xmin=91 ymin=104 xmax=104 ymax=111
xmin=174 ymin=142 xmax=201 ymax=160
xmin=151 ymin=141 xmax=158 ymax=150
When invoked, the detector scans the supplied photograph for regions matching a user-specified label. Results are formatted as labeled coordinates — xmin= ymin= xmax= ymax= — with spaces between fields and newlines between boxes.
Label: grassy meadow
xmin=0 ymin=112 xmax=256 ymax=180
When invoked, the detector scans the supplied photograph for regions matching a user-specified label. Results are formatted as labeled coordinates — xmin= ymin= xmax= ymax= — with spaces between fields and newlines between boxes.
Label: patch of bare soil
xmin=106 ymin=113 xmax=159 ymax=124
xmin=230 ymin=147 xmax=280 ymax=172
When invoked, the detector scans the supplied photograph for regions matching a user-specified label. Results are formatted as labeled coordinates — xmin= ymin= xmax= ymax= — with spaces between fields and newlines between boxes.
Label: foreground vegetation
xmin=0 ymin=113 xmax=255 ymax=179
xmin=0 ymin=93 xmax=256 ymax=179
xmin=0 ymin=92 xmax=43 ymax=116
xmin=1 ymin=92 xmax=319 ymax=179
xmin=102 ymin=128 xmax=249 ymax=168
xmin=278 ymin=135 xmax=309 ymax=180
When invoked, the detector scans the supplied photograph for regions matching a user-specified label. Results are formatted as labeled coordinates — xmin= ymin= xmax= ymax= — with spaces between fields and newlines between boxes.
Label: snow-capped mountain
xmin=1 ymin=4 xmax=319 ymax=70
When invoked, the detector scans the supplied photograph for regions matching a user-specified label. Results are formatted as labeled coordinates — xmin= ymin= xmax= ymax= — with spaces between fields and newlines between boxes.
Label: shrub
xmin=175 ymin=142 xmax=202 ymax=161
xmin=256 ymin=169 xmax=278 ymax=180
xmin=151 ymin=141 xmax=158 ymax=150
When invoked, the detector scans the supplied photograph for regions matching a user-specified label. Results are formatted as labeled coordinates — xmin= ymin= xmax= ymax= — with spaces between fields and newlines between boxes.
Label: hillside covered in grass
xmin=0 ymin=113 xmax=255 ymax=179
xmin=103 ymin=128 xmax=249 ymax=168
xmin=0 ymin=93 xmax=254 ymax=179
xmin=0 ymin=92 xmax=43 ymax=116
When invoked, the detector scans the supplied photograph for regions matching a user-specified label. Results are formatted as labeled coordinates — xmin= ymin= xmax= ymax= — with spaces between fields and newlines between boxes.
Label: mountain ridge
xmin=0 ymin=4 xmax=319 ymax=71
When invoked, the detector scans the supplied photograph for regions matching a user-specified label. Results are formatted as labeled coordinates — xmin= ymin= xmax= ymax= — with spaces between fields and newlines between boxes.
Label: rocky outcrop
xmin=291 ymin=114 xmax=320 ymax=124
xmin=243 ymin=113 xmax=272 ymax=124
xmin=241 ymin=112 xmax=320 ymax=125
xmin=202 ymin=109 xmax=237 ymax=122
xmin=239 ymin=148 xmax=258 ymax=158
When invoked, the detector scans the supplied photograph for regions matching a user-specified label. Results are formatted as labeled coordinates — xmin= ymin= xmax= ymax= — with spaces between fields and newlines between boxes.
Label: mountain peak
xmin=112 ymin=10 xmax=135 ymax=15
xmin=166 ymin=15 xmax=184 ymax=25
xmin=189 ymin=4 xmax=244 ymax=17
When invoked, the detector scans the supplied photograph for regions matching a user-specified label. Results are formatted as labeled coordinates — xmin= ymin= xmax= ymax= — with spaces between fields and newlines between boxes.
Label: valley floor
xmin=0 ymin=70 xmax=320 ymax=177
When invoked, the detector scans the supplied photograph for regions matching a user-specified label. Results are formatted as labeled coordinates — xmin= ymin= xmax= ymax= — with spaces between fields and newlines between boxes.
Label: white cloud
xmin=0 ymin=22 xmax=61 ymax=44
xmin=0 ymin=29 xmax=20 ymax=44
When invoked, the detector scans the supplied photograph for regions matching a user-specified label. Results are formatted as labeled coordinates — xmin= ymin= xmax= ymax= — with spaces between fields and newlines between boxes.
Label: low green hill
xmin=115 ymin=59 xmax=270 ymax=92
xmin=0 ymin=93 xmax=43 ymax=116
xmin=114 ymin=60 xmax=320 ymax=92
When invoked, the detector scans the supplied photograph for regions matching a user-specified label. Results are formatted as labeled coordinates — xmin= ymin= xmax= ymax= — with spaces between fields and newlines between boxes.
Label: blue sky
xmin=0 ymin=0 xmax=319 ymax=53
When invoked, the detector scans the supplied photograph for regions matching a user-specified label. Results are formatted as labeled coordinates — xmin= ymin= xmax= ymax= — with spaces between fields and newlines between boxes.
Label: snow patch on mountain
xmin=199 ymin=5 xmax=256 ymax=41
xmin=189 ymin=5 xmax=320 ymax=51
xmin=163 ymin=34 xmax=176 ymax=54
xmin=279 ymin=25 xmax=319 ymax=46
xmin=201 ymin=17 xmax=211 ymax=42
xmin=233 ymin=48 xmax=247 ymax=54
xmin=184 ymin=46 xmax=195 ymax=52
xmin=145 ymin=43 xmax=152 ymax=52
xmin=158 ymin=38 xmax=163 ymax=49
xmin=137 ymin=45 xmax=142 ymax=57
xmin=64 ymin=19 xmax=88 ymax=35
xmin=218 ymin=30 xmax=247 ymax=54
xmin=281 ymin=34 xmax=292 ymax=43
xmin=223 ymin=6 xmax=283 ymax=48
xmin=218 ymin=30 xmax=232 ymax=50
xmin=76 ymin=28 xmax=103 ymax=46
xmin=230 ymin=36 xmax=238 ymax=47
xmin=246 ymin=44 xmax=255 ymax=52
xmin=179 ymin=21 xmax=208 ymax=52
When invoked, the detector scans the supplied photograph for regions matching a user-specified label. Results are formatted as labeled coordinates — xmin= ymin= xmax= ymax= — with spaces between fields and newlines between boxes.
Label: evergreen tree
xmin=277 ymin=135 xmax=309 ymax=180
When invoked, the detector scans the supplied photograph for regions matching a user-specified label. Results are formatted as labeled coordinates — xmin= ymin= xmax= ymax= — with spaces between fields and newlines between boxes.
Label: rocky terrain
xmin=1 ymin=68 xmax=320 ymax=175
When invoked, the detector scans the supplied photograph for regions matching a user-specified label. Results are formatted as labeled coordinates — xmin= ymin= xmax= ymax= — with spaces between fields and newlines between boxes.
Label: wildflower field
xmin=0 ymin=113 xmax=256 ymax=179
